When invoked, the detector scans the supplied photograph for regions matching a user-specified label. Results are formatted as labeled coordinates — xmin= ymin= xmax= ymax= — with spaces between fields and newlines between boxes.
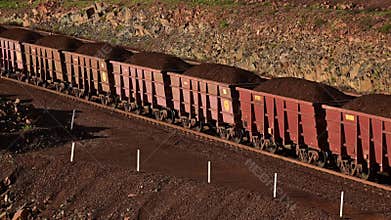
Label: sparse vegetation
xmin=219 ymin=19 xmax=229 ymax=28
xmin=379 ymin=23 xmax=391 ymax=34
xmin=359 ymin=17 xmax=378 ymax=31
xmin=314 ymin=18 xmax=327 ymax=28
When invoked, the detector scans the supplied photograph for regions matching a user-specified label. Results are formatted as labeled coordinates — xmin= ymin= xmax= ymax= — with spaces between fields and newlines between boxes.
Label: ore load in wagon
xmin=0 ymin=28 xmax=42 ymax=42
xmin=183 ymin=63 xmax=264 ymax=84
xmin=254 ymin=77 xmax=352 ymax=105
xmin=342 ymin=94 xmax=391 ymax=118
xmin=124 ymin=52 xmax=191 ymax=73
xmin=35 ymin=35 xmax=83 ymax=51
xmin=74 ymin=42 xmax=132 ymax=61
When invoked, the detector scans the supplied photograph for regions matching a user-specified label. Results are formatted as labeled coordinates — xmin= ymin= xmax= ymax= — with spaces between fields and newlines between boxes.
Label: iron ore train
xmin=0 ymin=26 xmax=390 ymax=180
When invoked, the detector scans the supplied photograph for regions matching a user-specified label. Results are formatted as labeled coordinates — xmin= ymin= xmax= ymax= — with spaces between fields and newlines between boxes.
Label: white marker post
xmin=70 ymin=142 xmax=75 ymax=162
xmin=136 ymin=149 xmax=140 ymax=172
xmin=207 ymin=161 xmax=211 ymax=184
xmin=340 ymin=191 xmax=344 ymax=218
xmin=70 ymin=109 xmax=76 ymax=130
xmin=273 ymin=173 xmax=277 ymax=198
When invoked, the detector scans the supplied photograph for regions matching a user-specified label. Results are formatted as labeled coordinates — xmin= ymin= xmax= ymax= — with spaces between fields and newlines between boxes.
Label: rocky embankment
xmin=1 ymin=1 xmax=390 ymax=94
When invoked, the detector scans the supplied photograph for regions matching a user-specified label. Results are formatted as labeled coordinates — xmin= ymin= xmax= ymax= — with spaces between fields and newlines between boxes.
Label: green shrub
xmin=379 ymin=23 xmax=391 ymax=34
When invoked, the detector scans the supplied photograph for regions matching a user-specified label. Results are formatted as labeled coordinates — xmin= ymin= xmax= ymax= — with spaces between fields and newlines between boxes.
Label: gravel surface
xmin=0 ymin=79 xmax=390 ymax=219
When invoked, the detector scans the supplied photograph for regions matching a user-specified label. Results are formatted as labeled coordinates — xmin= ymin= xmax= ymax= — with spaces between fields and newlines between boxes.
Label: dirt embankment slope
xmin=0 ymin=0 xmax=390 ymax=95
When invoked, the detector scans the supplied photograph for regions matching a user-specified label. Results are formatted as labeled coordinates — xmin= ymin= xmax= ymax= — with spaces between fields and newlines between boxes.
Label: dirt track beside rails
xmin=1 ymin=79 xmax=391 ymax=219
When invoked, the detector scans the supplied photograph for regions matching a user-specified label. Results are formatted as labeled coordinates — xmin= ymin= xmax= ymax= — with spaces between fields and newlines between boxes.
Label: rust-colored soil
xmin=0 ymin=79 xmax=390 ymax=219
xmin=342 ymin=94 xmax=391 ymax=118
xmin=125 ymin=52 xmax=191 ymax=73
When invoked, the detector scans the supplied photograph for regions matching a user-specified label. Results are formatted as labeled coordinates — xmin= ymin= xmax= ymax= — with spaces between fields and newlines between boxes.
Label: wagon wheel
xmin=165 ymin=110 xmax=176 ymax=124
xmin=337 ymin=159 xmax=351 ymax=175
xmin=16 ymin=74 xmax=24 ymax=81
xmin=297 ymin=148 xmax=309 ymax=163
xmin=133 ymin=108 xmax=142 ymax=115
xmin=101 ymin=97 xmax=108 ymax=105
xmin=356 ymin=163 xmax=372 ymax=180
xmin=231 ymin=129 xmax=243 ymax=144
xmin=253 ymin=138 xmax=266 ymax=150
xmin=154 ymin=111 xmax=161 ymax=120
xmin=84 ymin=94 xmax=91 ymax=101
xmin=77 ymin=91 xmax=83 ymax=98
xmin=267 ymin=144 xmax=278 ymax=154
xmin=159 ymin=110 xmax=169 ymax=121
xmin=218 ymin=128 xmax=228 ymax=139
xmin=266 ymin=141 xmax=278 ymax=154
xmin=182 ymin=119 xmax=192 ymax=129
xmin=315 ymin=151 xmax=327 ymax=168
xmin=193 ymin=121 xmax=204 ymax=132
xmin=123 ymin=103 xmax=130 ymax=112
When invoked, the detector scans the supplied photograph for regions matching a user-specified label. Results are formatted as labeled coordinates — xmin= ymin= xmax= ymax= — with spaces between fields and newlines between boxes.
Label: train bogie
xmin=110 ymin=52 xmax=190 ymax=118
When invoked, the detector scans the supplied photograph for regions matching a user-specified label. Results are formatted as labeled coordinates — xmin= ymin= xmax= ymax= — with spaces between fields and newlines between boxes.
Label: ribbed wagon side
xmin=237 ymin=87 xmax=328 ymax=165
xmin=63 ymin=52 xmax=113 ymax=102
xmin=0 ymin=28 xmax=42 ymax=78
xmin=168 ymin=67 xmax=260 ymax=142
xmin=62 ymin=43 xmax=131 ymax=104
xmin=323 ymin=105 xmax=391 ymax=179
xmin=110 ymin=52 xmax=190 ymax=119
xmin=0 ymin=38 xmax=24 ymax=74
xmin=110 ymin=62 xmax=173 ymax=118
xmin=22 ymin=35 xmax=83 ymax=90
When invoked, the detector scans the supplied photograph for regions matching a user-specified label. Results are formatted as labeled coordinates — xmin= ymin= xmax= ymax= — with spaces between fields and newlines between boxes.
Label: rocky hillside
xmin=1 ymin=0 xmax=390 ymax=94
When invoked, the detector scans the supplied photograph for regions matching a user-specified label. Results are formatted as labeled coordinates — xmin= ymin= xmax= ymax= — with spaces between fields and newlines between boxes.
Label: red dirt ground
xmin=0 ymin=79 xmax=390 ymax=219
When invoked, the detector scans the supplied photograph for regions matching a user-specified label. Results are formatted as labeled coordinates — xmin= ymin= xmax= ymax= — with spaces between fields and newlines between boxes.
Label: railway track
xmin=2 ymin=76 xmax=390 ymax=192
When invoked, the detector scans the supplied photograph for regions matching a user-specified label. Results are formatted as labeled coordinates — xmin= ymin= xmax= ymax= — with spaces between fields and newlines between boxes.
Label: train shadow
xmin=0 ymin=95 xmax=108 ymax=153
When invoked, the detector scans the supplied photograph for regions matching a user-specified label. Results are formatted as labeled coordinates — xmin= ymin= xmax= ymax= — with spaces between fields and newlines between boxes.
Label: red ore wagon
xmin=110 ymin=52 xmax=190 ymax=119
xmin=168 ymin=63 xmax=263 ymax=141
xmin=0 ymin=28 xmax=42 ymax=77
xmin=63 ymin=42 xmax=132 ymax=104
xmin=323 ymin=94 xmax=391 ymax=179
xmin=237 ymin=77 xmax=352 ymax=166
xmin=23 ymin=35 xmax=83 ymax=90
